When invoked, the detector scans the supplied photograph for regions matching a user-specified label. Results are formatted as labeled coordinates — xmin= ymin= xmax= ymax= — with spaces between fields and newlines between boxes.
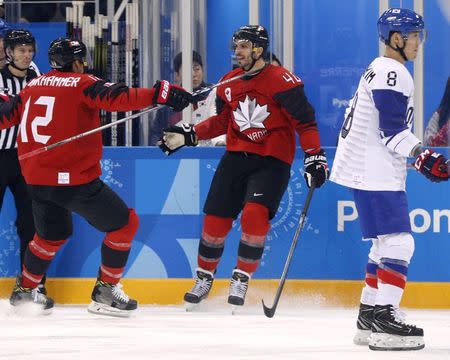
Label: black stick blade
xmin=262 ymin=299 xmax=275 ymax=318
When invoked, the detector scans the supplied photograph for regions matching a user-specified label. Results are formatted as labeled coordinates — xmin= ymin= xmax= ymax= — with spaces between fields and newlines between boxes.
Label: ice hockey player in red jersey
xmin=159 ymin=25 xmax=329 ymax=309
xmin=0 ymin=37 xmax=193 ymax=316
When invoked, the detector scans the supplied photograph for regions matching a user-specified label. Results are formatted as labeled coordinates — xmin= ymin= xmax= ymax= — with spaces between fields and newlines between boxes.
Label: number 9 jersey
xmin=330 ymin=56 xmax=421 ymax=191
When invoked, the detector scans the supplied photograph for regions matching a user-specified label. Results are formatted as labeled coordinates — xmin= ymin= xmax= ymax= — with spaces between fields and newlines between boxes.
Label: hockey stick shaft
xmin=192 ymin=70 xmax=261 ymax=98
xmin=18 ymin=73 xmax=251 ymax=160
xmin=262 ymin=180 xmax=316 ymax=318
xmin=18 ymin=105 xmax=161 ymax=161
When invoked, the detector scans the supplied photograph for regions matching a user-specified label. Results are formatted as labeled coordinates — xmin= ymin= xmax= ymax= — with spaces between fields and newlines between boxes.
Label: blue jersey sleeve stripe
xmin=372 ymin=89 xmax=408 ymax=137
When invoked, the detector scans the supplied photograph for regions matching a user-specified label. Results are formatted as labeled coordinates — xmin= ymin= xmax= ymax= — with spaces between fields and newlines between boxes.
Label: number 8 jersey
xmin=330 ymin=56 xmax=421 ymax=191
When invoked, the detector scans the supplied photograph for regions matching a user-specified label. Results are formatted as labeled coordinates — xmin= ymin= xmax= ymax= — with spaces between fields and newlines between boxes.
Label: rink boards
xmin=0 ymin=147 xmax=449 ymax=307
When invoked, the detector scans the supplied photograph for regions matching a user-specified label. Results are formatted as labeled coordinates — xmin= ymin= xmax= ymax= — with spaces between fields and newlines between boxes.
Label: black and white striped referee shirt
xmin=0 ymin=61 xmax=40 ymax=149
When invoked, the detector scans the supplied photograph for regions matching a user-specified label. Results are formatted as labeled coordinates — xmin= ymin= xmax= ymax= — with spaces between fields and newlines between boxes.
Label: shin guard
xmin=237 ymin=203 xmax=270 ymax=274
xmin=22 ymin=234 xmax=66 ymax=288
xmin=100 ymin=209 xmax=139 ymax=284
xmin=198 ymin=215 xmax=233 ymax=272
xmin=376 ymin=258 xmax=408 ymax=307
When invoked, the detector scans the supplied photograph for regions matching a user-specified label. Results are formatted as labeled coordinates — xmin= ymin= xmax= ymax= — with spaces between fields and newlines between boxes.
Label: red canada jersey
xmin=194 ymin=64 xmax=321 ymax=164
xmin=0 ymin=69 xmax=154 ymax=185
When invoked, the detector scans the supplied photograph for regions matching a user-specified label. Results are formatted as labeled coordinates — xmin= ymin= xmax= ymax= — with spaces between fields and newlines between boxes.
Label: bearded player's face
xmin=234 ymin=40 xmax=254 ymax=70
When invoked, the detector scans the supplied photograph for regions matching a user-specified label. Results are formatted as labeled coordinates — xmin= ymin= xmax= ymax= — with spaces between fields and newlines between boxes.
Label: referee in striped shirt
xmin=0 ymin=28 xmax=46 ymax=293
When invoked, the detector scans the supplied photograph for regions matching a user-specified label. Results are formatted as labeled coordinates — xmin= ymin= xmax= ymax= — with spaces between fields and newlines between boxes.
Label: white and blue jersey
xmin=330 ymin=56 xmax=419 ymax=237
xmin=330 ymin=56 xmax=421 ymax=191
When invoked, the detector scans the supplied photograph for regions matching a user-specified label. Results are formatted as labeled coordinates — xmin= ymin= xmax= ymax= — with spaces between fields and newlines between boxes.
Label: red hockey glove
xmin=153 ymin=80 xmax=194 ymax=112
xmin=304 ymin=149 xmax=329 ymax=188
xmin=413 ymin=149 xmax=449 ymax=182
xmin=158 ymin=124 xmax=198 ymax=155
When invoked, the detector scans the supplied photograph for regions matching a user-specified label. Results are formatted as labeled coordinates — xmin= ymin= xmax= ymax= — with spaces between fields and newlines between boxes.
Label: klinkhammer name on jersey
xmin=27 ymin=75 xmax=81 ymax=88
xmin=363 ymin=65 xmax=376 ymax=84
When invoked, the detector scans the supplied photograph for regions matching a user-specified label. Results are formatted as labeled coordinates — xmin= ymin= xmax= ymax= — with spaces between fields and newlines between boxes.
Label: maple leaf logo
xmin=233 ymin=95 xmax=270 ymax=132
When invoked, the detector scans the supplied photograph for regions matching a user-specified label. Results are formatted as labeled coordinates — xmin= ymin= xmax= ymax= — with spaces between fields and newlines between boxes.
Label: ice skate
xmin=184 ymin=268 xmax=214 ymax=311
xmin=353 ymin=303 xmax=374 ymax=345
xmin=9 ymin=276 xmax=54 ymax=315
xmin=228 ymin=269 xmax=250 ymax=313
xmin=37 ymin=283 xmax=47 ymax=295
xmin=369 ymin=305 xmax=424 ymax=351
xmin=87 ymin=279 xmax=137 ymax=318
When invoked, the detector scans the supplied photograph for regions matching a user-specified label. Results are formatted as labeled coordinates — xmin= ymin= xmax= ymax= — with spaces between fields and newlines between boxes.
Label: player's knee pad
xmin=378 ymin=232 xmax=414 ymax=263
xmin=202 ymin=214 xmax=233 ymax=245
xmin=240 ymin=202 xmax=270 ymax=245
xmin=104 ymin=208 xmax=139 ymax=251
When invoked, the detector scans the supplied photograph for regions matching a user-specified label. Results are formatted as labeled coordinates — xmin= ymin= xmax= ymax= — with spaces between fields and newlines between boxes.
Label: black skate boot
xmin=87 ymin=279 xmax=137 ymax=318
xmin=227 ymin=269 xmax=250 ymax=307
xmin=353 ymin=303 xmax=374 ymax=345
xmin=369 ymin=304 xmax=424 ymax=351
xmin=37 ymin=284 xmax=47 ymax=295
xmin=9 ymin=276 xmax=54 ymax=315
xmin=184 ymin=268 xmax=214 ymax=309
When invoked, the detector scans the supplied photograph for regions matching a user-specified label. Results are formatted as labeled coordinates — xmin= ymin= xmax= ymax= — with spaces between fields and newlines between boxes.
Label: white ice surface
xmin=1 ymin=299 xmax=450 ymax=360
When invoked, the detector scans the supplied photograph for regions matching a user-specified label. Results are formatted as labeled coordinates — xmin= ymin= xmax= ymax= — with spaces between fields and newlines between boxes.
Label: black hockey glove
xmin=158 ymin=124 xmax=198 ymax=155
xmin=413 ymin=149 xmax=449 ymax=183
xmin=304 ymin=149 xmax=329 ymax=188
xmin=152 ymin=80 xmax=194 ymax=112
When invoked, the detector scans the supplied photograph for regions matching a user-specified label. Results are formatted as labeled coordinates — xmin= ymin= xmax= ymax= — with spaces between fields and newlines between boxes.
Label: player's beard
xmin=239 ymin=56 xmax=255 ymax=71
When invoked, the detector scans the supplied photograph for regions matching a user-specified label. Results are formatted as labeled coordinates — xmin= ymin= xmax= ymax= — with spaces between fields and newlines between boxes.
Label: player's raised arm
xmin=46 ymin=38 xmax=192 ymax=114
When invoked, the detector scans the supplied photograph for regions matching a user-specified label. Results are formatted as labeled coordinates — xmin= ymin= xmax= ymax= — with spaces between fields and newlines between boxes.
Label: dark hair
xmin=232 ymin=25 xmax=269 ymax=57
xmin=264 ymin=52 xmax=282 ymax=66
xmin=173 ymin=50 xmax=203 ymax=73
xmin=4 ymin=29 xmax=35 ymax=52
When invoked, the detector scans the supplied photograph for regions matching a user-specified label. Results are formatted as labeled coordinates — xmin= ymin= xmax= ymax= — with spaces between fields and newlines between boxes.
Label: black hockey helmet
xmin=48 ymin=37 xmax=87 ymax=69
xmin=232 ymin=25 xmax=269 ymax=56
xmin=4 ymin=29 xmax=36 ymax=57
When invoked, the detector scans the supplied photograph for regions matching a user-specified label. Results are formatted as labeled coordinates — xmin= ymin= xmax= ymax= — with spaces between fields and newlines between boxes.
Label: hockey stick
xmin=262 ymin=180 xmax=317 ymax=318
xmin=191 ymin=69 xmax=262 ymax=100
xmin=18 ymin=106 xmax=162 ymax=161
xmin=18 ymin=73 xmax=254 ymax=160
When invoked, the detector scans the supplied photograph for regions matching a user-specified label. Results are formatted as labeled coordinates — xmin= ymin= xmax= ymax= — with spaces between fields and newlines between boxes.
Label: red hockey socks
xmin=100 ymin=209 xmax=139 ymax=284
xmin=21 ymin=234 xmax=66 ymax=288
xmin=198 ymin=214 xmax=233 ymax=272
xmin=237 ymin=203 xmax=270 ymax=274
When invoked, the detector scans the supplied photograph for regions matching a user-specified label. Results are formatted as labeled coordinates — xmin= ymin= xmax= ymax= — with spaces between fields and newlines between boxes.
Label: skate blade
xmin=230 ymin=304 xmax=244 ymax=315
xmin=185 ymin=301 xmax=201 ymax=312
xmin=369 ymin=333 xmax=425 ymax=351
xmin=353 ymin=329 xmax=371 ymax=345
xmin=9 ymin=302 xmax=53 ymax=317
xmin=87 ymin=301 xmax=136 ymax=318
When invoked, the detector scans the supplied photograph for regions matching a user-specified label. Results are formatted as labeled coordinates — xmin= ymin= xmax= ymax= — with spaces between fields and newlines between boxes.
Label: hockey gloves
xmin=159 ymin=124 xmax=198 ymax=155
xmin=153 ymin=80 xmax=194 ymax=112
xmin=304 ymin=149 xmax=329 ymax=188
xmin=413 ymin=149 xmax=449 ymax=182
